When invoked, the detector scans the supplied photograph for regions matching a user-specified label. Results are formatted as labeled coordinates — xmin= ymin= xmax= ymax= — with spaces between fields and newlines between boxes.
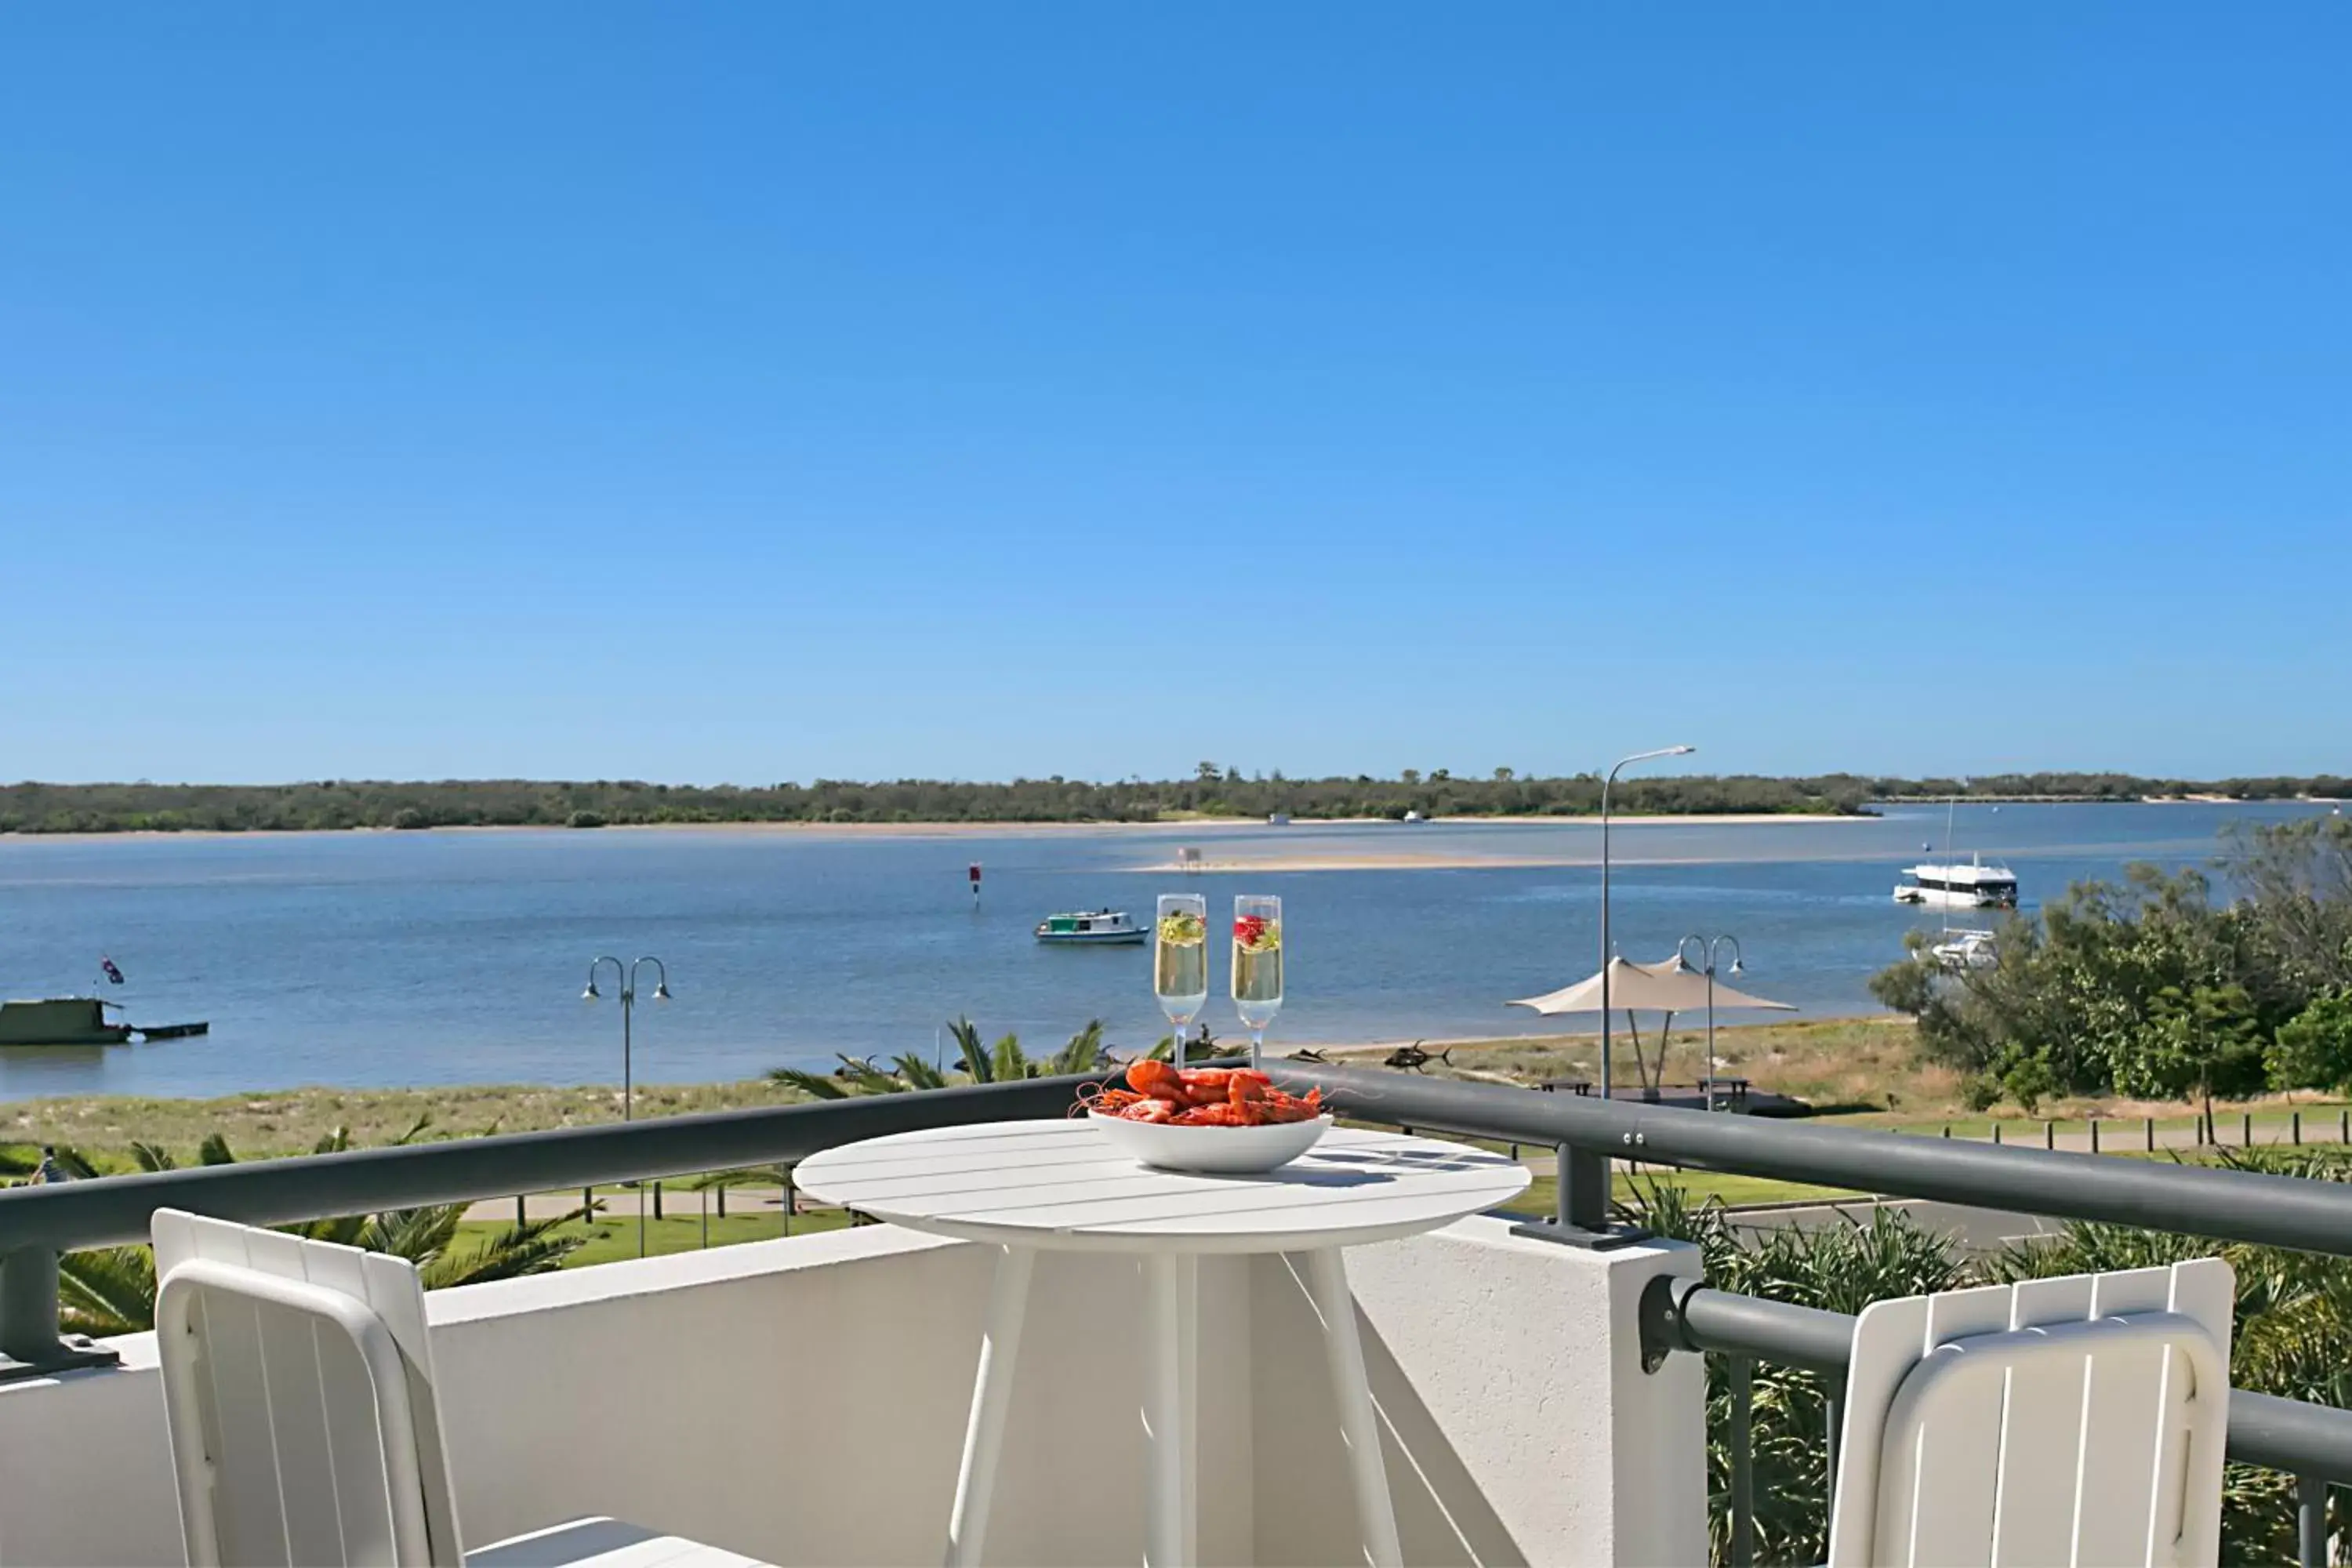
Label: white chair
xmin=152 ymin=1209 xmax=768 ymax=1568
xmin=1826 ymin=1258 xmax=2234 ymax=1568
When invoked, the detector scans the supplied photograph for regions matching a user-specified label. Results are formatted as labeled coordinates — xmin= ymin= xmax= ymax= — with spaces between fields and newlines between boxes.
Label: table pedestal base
xmin=946 ymin=1245 xmax=1401 ymax=1568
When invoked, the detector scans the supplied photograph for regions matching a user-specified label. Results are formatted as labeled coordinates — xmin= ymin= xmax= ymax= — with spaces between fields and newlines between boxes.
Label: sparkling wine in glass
xmin=1154 ymin=895 xmax=1210 ymax=1067
xmin=1231 ymin=894 xmax=1283 ymax=1069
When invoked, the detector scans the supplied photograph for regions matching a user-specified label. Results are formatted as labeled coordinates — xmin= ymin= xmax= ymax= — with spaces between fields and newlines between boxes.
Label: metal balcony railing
xmin=2 ymin=1061 xmax=2349 ymax=1563
xmin=1264 ymin=1062 xmax=2352 ymax=1568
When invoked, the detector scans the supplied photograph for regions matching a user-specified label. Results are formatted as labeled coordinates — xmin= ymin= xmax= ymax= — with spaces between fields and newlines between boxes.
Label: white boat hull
xmin=1932 ymin=933 xmax=2000 ymax=970
xmin=1034 ymin=928 xmax=1146 ymax=945
xmin=1894 ymin=885 xmax=2013 ymax=909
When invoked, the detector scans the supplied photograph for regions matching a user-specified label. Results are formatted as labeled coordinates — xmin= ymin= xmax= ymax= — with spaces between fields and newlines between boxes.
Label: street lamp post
xmin=583 ymin=956 xmax=670 ymax=1255
xmin=1676 ymin=933 xmax=1744 ymax=1108
xmin=1599 ymin=746 xmax=1693 ymax=1100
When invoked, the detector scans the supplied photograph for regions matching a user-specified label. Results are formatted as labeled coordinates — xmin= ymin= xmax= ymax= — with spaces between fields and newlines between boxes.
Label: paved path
xmin=1724 ymin=1196 xmax=2069 ymax=1254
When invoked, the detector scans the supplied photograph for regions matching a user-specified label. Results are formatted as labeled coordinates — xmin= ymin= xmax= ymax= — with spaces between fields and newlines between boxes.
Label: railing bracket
xmin=1508 ymin=1215 xmax=1653 ymax=1251
xmin=0 ymin=1337 xmax=122 ymax=1386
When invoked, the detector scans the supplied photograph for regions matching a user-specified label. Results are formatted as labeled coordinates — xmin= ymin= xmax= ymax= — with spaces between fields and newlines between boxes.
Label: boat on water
xmin=1894 ymin=855 xmax=2019 ymax=909
xmin=0 ymin=997 xmax=210 ymax=1047
xmin=1033 ymin=909 xmax=1147 ymax=945
xmin=1929 ymin=929 xmax=2000 ymax=971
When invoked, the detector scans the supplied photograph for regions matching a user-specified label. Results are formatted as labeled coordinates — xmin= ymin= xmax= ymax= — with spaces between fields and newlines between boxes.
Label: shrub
xmin=565 ymin=810 xmax=606 ymax=829
xmin=2270 ymin=989 xmax=2352 ymax=1093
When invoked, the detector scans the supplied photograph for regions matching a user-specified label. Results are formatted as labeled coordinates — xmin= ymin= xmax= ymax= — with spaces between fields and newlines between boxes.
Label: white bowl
xmin=1088 ymin=1110 xmax=1333 ymax=1174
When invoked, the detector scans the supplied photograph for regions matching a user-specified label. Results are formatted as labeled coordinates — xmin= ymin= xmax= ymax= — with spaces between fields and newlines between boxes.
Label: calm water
xmin=0 ymin=804 xmax=2332 ymax=1099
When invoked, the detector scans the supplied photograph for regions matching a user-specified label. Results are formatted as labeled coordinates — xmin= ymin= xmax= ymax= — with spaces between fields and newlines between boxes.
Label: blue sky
xmin=5 ymin=5 xmax=2346 ymax=785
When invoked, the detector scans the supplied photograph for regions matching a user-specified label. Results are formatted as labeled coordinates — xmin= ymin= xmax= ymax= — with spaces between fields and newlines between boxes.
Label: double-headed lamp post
xmin=1675 ymin=933 xmax=1744 ymax=1106
xmin=1599 ymin=745 xmax=1694 ymax=1099
xmin=584 ymin=956 xmax=670 ymax=1257
xmin=583 ymin=956 xmax=671 ymax=1121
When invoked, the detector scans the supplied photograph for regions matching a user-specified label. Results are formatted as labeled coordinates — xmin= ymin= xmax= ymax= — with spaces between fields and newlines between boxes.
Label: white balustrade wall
xmin=0 ymin=1217 xmax=1703 ymax=1567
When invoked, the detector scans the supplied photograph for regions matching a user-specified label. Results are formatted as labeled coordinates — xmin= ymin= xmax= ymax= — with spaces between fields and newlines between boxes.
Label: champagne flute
xmin=1230 ymin=894 xmax=1283 ymax=1069
xmin=1154 ymin=895 xmax=1210 ymax=1069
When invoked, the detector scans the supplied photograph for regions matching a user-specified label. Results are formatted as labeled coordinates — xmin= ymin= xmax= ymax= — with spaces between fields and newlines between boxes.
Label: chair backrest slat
xmin=154 ymin=1210 xmax=466 ymax=1568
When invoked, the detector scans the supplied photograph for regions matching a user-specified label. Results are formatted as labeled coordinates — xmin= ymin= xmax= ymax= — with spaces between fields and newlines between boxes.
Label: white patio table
xmin=794 ymin=1118 xmax=1530 ymax=1568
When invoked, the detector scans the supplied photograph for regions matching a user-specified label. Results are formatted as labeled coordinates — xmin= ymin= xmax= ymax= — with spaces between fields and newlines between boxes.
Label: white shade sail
xmin=1508 ymin=955 xmax=1796 ymax=1016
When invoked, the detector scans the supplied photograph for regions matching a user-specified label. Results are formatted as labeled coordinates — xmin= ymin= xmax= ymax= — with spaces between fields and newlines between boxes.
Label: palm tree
xmin=767 ymin=1051 xmax=946 ymax=1098
xmin=765 ymin=1017 xmax=1113 ymax=1096
xmin=51 ymin=1118 xmax=591 ymax=1337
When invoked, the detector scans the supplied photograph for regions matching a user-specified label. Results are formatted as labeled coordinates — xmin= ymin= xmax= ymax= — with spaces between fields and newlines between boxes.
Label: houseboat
xmin=0 ymin=996 xmax=212 ymax=1046
xmin=1893 ymin=856 xmax=2019 ymax=909
xmin=0 ymin=997 xmax=135 ymax=1047
xmin=1033 ymin=909 xmax=1148 ymax=945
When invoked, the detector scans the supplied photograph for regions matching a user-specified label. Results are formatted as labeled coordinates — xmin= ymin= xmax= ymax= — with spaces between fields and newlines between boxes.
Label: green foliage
xmin=1870 ymin=820 xmax=2352 ymax=1110
xmin=56 ymin=1247 xmax=157 ymax=1338
xmin=1991 ymin=1044 xmax=2059 ymax=1115
xmin=949 ymin=1017 xmax=989 ymax=1083
xmin=2128 ymin=983 xmax=2267 ymax=1116
xmin=2271 ymin=989 xmax=2352 ymax=1093
xmin=25 ymin=769 xmax=2220 ymax=835
xmin=766 ymin=1018 xmax=1112 ymax=1096
xmin=1048 ymin=1021 xmax=1108 ymax=1077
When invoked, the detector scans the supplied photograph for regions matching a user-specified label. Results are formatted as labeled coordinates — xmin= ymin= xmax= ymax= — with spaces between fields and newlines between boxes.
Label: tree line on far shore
xmin=2 ymin=768 xmax=2344 ymax=835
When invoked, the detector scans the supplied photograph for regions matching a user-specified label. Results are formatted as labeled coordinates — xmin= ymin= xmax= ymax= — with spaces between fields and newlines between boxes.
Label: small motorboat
xmin=1034 ymin=909 xmax=1147 ymax=945
xmin=1929 ymin=930 xmax=2000 ymax=971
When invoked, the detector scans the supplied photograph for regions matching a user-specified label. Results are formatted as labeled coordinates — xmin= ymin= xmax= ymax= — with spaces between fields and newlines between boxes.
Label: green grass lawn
xmin=1497 ymin=1167 xmax=1862 ymax=1220
xmin=458 ymin=1206 xmax=855 ymax=1269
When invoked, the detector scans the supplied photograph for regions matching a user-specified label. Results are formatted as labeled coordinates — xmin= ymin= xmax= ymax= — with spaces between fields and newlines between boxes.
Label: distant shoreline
xmin=2 ymin=811 xmax=1869 ymax=847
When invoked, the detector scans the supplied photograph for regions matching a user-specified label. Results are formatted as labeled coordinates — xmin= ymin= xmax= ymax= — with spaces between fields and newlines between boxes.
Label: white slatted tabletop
xmin=793 ymin=1119 xmax=1530 ymax=1254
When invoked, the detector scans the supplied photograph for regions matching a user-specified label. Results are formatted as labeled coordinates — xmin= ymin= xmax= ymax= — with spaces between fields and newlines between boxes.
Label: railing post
xmin=0 ymin=1248 xmax=64 ymax=1366
xmin=717 ymin=1181 xmax=728 ymax=1218
xmin=652 ymin=1181 xmax=663 ymax=1221
xmin=2295 ymin=1110 xmax=2303 ymax=1146
xmin=2090 ymin=1118 xmax=2100 ymax=1154
xmin=2245 ymin=1112 xmax=2254 ymax=1147
xmin=1508 ymin=1142 xmax=1628 ymax=1246
xmin=1730 ymin=1355 xmax=1755 ymax=1567
xmin=2148 ymin=1116 xmax=2156 ymax=1152
xmin=0 ymin=1247 xmax=116 ymax=1384
xmin=515 ymin=1195 xmax=527 ymax=1227
xmin=1992 ymin=1122 xmax=2002 ymax=1145
xmin=2045 ymin=1120 xmax=2055 ymax=1150
xmin=2298 ymin=1473 xmax=2326 ymax=1568
xmin=2340 ymin=1108 xmax=2347 ymax=1145
xmin=1941 ymin=1123 xmax=1951 ymax=1139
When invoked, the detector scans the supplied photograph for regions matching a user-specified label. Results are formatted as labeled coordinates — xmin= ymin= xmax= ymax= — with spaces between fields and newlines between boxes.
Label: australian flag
xmin=100 ymin=956 xmax=125 ymax=985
